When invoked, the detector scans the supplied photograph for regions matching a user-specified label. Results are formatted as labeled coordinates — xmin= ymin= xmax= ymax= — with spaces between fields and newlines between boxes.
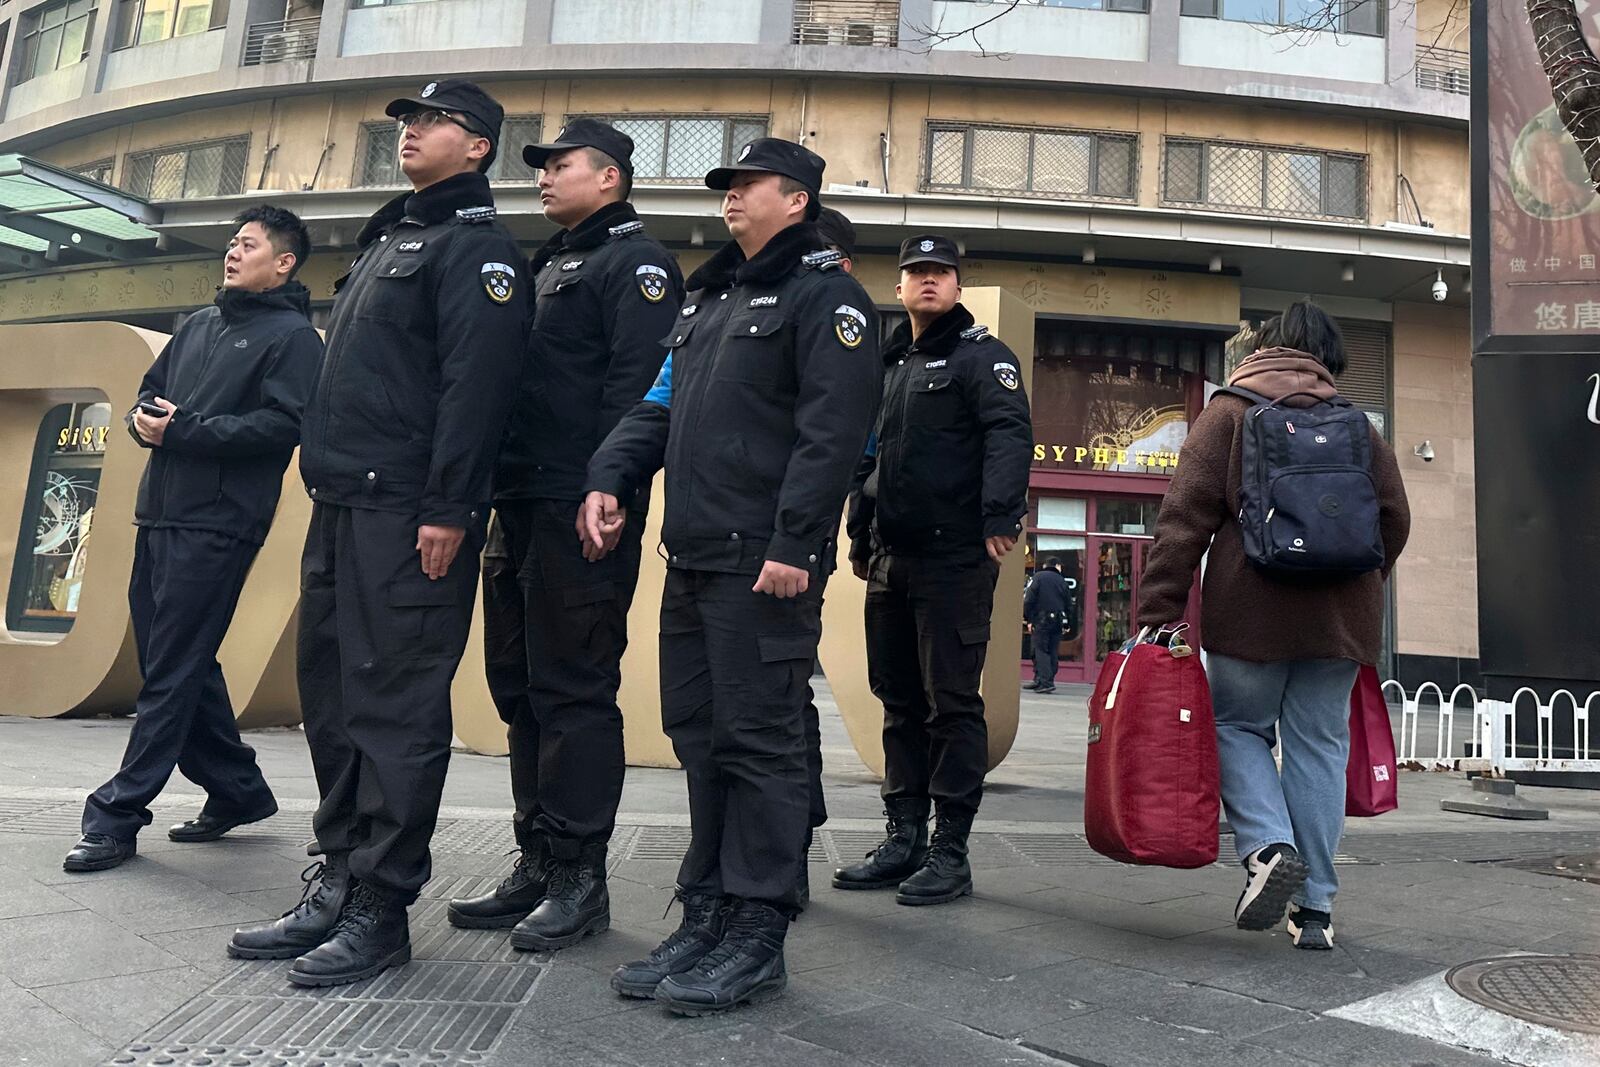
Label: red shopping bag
xmin=1346 ymin=664 xmax=1398 ymax=817
xmin=1084 ymin=629 xmax=1220 ymax=867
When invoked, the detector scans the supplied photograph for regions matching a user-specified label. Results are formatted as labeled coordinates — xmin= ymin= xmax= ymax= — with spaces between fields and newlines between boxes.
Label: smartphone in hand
xmin=135 ymin=400 xmax=168 ymax=417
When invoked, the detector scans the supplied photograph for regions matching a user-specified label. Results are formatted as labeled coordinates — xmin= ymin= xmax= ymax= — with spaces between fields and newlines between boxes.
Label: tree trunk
xmin=1528 ymin=0 xmax=1600 ymax=190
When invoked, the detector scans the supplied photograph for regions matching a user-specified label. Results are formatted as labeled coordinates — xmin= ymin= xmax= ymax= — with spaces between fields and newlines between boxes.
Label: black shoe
xmin=1023 ymin=681 xmax=1044 ymax=691
xmin=510 ymin=845 xmax=609 ymax=952
xmin=1287 ymin=905 xmax=1334 ymax=950
xmin=447 ymin=834 xmax=549 ymax=929
xmin=1235 ymin=844 xmax=1309 ymax=931
xmin=63 ymin=833 xmax=135 ymax=873
xmin=896 ymin=809 xmax=974 ymax=906
xmin=1035 ymin=685 xmax=1056 ymax=694
xmin=168 ymin=802 xmax=279 ymax=843
xmin=655 ymin=899 xmax=789 ymax=1016
xmin=831 ymin=798 xmax=929 ymax=890
xmin=610 ymin=891 xmax=727 ymax=999
xmin=229 ymin=855 xmax=352 ymax=959
xmin=288 ymin=881 xmax=411 ymax=987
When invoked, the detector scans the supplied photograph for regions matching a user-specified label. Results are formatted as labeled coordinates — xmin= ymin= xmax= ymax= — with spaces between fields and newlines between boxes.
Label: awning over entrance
xmin=0 ymin=155 xmax=167 ymax=273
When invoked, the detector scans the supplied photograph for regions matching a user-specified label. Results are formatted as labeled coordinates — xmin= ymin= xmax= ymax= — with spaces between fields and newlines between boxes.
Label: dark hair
xmin=777 ymin=175 xmax=820 ymax=221
xmin=815 ymin=206 xmax=857 ymax=258
xmin=233 ymin=204 xmax=310 ymax=279
xmin=584 ymin=147 xmax=632 ymax=200
xmin=1256 ymin=301 xmax=1347 ymax=377
xmin=1045 ymin=557 xmax=1061 ymax=570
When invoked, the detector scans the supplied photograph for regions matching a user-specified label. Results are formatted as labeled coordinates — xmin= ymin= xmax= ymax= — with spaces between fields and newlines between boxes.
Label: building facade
xmin=0 ymin=0 xmax=1475 ymax=687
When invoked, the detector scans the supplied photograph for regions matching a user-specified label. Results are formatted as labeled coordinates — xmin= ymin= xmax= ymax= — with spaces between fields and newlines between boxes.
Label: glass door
xmin=1083 ymin=536 xmax=1147 ymax=684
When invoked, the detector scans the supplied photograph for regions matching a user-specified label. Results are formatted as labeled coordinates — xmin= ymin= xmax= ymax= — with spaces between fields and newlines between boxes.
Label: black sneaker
xmin=1234 ymin=844 xmax=1309 ymax=931
xmin=1287 ymin=905 xmax=1334 ymax=950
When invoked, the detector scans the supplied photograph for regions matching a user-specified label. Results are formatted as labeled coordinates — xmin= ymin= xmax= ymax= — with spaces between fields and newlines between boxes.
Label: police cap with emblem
xmin=898 ymin=234 xmax=961 ymax=276
xmin=523 ymin=118 xmax=636 ymax=176
xmin=385 ymin=79 xmax=506 ymax=170
xmin=705 ymin=137 xmax=826 ymax=219
xmin=815 ymin=206 xmax=857 ymax=259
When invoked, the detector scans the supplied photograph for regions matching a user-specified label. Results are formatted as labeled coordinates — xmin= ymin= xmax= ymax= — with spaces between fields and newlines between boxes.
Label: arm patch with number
xmin=481 ymin=262 xmax=516 ymax=304
xmin=637 ymin=264 xmax=669 ymax=303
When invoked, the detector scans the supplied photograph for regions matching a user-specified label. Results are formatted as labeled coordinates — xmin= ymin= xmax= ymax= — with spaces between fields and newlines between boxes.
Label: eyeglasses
xmin=396 ymin=110 xmax=482 ymax=137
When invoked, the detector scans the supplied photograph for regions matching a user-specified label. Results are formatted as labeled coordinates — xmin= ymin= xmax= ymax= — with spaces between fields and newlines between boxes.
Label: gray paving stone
xmin=1021 ymin=1008 xmax=1320 ymax=1067
xmin=139 ymin=921 xmax=249 ymax=972
xmin=0 ymin=874 xmax=85 ymax=921
xmin=0 ymin=910 xmax=185 ymax=988
xmin=52 ymin=867 xmax=272 ymax=935
xmin=1200 ymin=953 xmax=1402 ymax=1012
xmin=1012 ymin=917 xmax=1263 ymax=982
xmin=787 ymin=1004 xmax=1070 ymax=1066
xmin=135 ymin=844 xmax=311 ymax=895
xmin=29 ymin=965 xmax=217 ymax=1045
xmin=1022 ymin=889 xmax=1235 ymax=938
xmin=1245 ymin=1015 xmax=1502 ymax=1065
xmin=0 ymin=975 xmax=116 ymax=1067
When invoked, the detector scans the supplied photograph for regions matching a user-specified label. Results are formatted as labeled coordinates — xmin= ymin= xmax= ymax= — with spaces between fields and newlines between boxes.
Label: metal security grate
xmin=1335 ymin=317 xmax=1391 ymax=414
xmin=72 ymin=158 xmax=115 ymax=185
xmin=793 ymin=0 xmax=900 ymax=45
xmin=576 ymin=114 xmax=768 ymax=183
xmin=1163 ymin=137 xmax=1367 ymax=222
xmin=490 ymin=116 xmax=543 ymax=182
xmin=924 ymin=123 xmax=1138 ymax=201
xmin=125 ymin=137 xmax=249 ymax=200
xmin=1416 ymin=45 xmax=1470 ymax=95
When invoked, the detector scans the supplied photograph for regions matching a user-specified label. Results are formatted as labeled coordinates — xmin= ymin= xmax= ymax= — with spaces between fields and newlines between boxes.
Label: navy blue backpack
xmin=1217 ymin=386 xmax=1385 ymax=578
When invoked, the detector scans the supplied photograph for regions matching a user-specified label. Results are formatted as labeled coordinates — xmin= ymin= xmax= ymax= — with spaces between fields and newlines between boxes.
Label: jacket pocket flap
xmin=957 ymin=623 xmax=991 ymax=646
xmin=733 ymin=316 xmax=785 ymax=339
xmin=756 ymin=632 xmax=817 ymax=664
xmin=377 ymin=257 xmax=426 ymax=280
xmin=561 ymin=581 xmax=616 ymax=607
xmin=389 ymin=579 xmax=457 ymax=607
xmin=914 ymin=372 xmax=955 ymax=392
xmin=663 ymin=319 xmax=697 ymax=348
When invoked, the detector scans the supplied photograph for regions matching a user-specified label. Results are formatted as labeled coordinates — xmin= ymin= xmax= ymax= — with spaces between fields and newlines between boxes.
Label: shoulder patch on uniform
xmin=833 ymin=304 xmax=867 ymax=349
xmin=608 ymin=220 xmax=645 ymax=238
xmin=481 ymin=261 xmax=516 ymax=305
xmin=636 ymin=264 xmax=669 ymax=303
xmin=992 ymin=361 xmax=1020 ymax=391
xmin=802 ymin=249 xmax=845 ymax=271
xmin=961 ymin=324 xmax=991 ymax=342
xmin=456 ymin=205 xmax=496 ymax=223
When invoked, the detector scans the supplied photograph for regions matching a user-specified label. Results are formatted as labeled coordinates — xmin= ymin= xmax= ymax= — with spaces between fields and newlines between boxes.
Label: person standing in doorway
xmin=1023 ymin=558 xmax=1071 ymax=694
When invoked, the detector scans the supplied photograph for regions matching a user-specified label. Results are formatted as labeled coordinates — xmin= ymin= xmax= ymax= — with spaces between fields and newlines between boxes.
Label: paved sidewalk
xmin=0 ymin=683 xmax=1596 ymax=1067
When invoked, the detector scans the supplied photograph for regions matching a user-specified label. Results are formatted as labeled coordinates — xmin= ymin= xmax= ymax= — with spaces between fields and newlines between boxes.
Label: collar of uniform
xmin=214 ymin=279 xmax=312 ymax=323
xmin=883 ymin=302 xmax=975 ymax=365
xmin=685 ymin=221 xmax=823 ymax=293
xmin=403 ymin=170 xmax=494 ymax=226
xmin=529 ymin=200 xmax=637 ymax=273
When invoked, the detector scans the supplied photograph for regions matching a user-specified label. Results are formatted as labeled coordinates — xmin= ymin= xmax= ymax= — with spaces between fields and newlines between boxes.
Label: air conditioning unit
xmin=846 ymin=21 xmax=890 ymax=46
xmin=259 ymin=32 xmax=291 ymax=62
xmin=795 ymin=22 xmax=836 ymax=45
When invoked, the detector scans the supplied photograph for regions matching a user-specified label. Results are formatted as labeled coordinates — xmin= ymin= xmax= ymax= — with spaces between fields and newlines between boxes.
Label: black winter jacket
xmin=585 ymin=222 xmax=880 ymax=579
xmin=299 ymin=171 xmax=529 ymax=527
xmin=1024 ymin=568 xmax=1073 ymax=625
xmin=494 ymin=201 xmax=683 ymax=503
xmin=848 ymin=304 xmax=1032 ymax=563
xmin=131 ymin=281 xmax=323 ymax=545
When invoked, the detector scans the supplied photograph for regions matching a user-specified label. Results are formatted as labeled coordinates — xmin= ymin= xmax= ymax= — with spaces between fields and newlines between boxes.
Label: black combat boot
xmin=831 ymin=797 xmax=929 ymax=890
xmin=896 ymin=809 xmax=975 ymax=906
xmin=654 ymin=899 xmax=789 ymax=1016
xmin=229 ymin=855 xmax=351 ymax=959
xmin=510 ymin=843 xmax=609 ymax=951
xmin=288 ymin=881 xmax=411 ymax=987
xmin=610 ymin=891 xmax=726 ymax=999
xmin=447 ymin=829 xmax=549 ymax=929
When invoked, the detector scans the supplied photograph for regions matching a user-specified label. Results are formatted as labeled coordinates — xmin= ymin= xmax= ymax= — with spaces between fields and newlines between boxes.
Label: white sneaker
xmin=1287 ymin=904 xmax=1334 ymax=950
xmin=1234 ymin=844 xmax=1309 ymax=931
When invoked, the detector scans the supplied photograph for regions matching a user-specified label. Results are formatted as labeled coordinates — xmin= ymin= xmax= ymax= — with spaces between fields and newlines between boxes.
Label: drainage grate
xmin=1446 ymin=955 xmax=1600 ymax=1035
xmin=1500 ymin=852 xmax=1600 ymax=885
xmin=626 ymin=824 xmax=693 ymax=861
xmin=429 ymin=818 xmax=516 ymax=855
xmin=1340 ymin=831 xmax=1600 ymax=865
xmin=0 ymin=804 xmax=314 ymax=846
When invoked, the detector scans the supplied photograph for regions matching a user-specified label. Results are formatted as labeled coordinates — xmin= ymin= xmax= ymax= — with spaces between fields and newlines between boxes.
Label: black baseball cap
xmin=523 ymin=118 xmax=635 ymax=175
xmin=899 ymin=234 xmax=961 ymax=273
xmin=705 ymin=137 xmax=826 ymax=198
xmin=815 ymin=206 xmax=857 ymax=258
xmin=385 ymin=79 xmax=505 ymax=168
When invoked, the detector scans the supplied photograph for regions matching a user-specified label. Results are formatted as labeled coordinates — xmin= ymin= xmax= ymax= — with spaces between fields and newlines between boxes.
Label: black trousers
xmin=83 ymin=527 xmax=275 ymax=840
xmin=482 ymin=499 xmax=642 ymax=859
xmin=297 ymin=503 xmax=482 ymax=904
xmin=1032 ymin=619 xmax=1063 ymax=687
xmin=865 ymin=553 xmax=998 ymax=818
xmin=660 ymin=569 xmax=820 ymax=912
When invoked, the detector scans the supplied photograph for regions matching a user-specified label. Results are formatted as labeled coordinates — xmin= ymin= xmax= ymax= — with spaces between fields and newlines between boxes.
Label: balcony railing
xmin=1415 ymin=45 xmax=1469 ymax=96
xmin=242 ymin=16 xmax=320 ymax=66
xmin=793 ymin=0 xmax=901 ymax=47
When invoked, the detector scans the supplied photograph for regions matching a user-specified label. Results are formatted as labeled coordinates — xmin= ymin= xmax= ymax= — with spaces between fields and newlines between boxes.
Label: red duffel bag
xmin=1345 ymin=664 xmax=1399 ymax=817
xmin=1084 ymin=626 xmax=1220 ymax=868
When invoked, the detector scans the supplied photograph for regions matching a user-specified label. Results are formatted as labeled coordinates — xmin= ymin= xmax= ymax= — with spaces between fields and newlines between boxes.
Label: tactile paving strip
xmin=1446 ymin=954 xmax=1600 ymax=1035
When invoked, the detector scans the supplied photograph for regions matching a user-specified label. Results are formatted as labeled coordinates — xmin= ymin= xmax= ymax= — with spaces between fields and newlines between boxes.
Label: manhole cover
xmin=1446 ymin=955 xmax=1600 ymax=1035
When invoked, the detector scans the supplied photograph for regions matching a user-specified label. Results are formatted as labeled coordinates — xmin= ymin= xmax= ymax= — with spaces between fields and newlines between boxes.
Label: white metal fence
xmin=1386 ymin=680 xmax=1599 ymax=776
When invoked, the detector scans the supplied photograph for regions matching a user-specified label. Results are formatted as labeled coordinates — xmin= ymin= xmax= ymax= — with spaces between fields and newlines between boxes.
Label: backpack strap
xmin=1214 ymin=385 xmax=1351 ymax=409
xmin=1213 ymin=385 xmax=1270 ymax=406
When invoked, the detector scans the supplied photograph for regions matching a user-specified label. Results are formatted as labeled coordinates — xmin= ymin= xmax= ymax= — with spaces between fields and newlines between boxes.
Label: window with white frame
xmin=1179 ymin=0 xmax=1381 ymax=36
xmin=573 ymin=115 xmax=769 ymax=182
xmin=111 ymin=0 xmax=227 ymax=49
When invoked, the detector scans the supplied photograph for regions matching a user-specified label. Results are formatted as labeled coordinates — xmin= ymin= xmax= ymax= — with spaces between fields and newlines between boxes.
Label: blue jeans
xmin=1207 ymin=653 xmax=1359 ymax=913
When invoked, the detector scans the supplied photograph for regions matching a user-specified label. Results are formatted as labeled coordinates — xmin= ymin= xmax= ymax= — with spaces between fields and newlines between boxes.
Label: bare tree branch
xmin=903 ymin=0 xmax=1029 ymax=58
xmin=1527 ymin=0 xmax=1600 ymax=190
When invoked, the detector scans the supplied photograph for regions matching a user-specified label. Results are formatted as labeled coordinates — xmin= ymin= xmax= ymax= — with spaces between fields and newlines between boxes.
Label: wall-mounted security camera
xmin=1414 ymin=440 xmax=1435 ymax=462
xmin=1431 ymin=270 xmax=1448 ymax=303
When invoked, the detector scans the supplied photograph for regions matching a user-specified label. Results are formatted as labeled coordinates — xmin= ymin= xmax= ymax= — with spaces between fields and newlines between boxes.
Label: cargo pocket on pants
xmin=388 ymin=577 xmax=462 ymax=659
xmin=756 ymin=632 xmax=819 ymax=703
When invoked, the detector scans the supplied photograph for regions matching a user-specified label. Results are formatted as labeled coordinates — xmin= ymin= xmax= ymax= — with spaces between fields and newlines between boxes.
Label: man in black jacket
xmin=1024 ymin=559 xmax=1072 ymax=694
xmin=835 ymin=235 xmax=1033 ymax=906
xmin=65 ymin=205 xmax=322 ymax=874
xmin=448 ymin=120 xmax=682 ymax=948
xmin=580 ymin=138 xmax=878 ymax=1014
xmin=227 ymin=80 xmax=528 ymax=987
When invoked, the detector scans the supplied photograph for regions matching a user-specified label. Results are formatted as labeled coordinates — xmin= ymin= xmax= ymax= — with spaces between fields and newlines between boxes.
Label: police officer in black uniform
xmin=580 ymin=139 xmax=879 ymax=1014
xmin=228 ymin=80 xmax=528 ymax=988
xmin=447 ymin=120 xmax=683 ymax=948
xmin=835 ymin=235 xmax=1033 ymax=906
xmin=1024 ymin=558 xmax=1072 ymax=693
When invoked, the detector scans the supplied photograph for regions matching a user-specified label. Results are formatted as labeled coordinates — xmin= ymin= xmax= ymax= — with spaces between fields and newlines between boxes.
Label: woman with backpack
xmin=1137 ymin=301 xmax=1410 ymax=950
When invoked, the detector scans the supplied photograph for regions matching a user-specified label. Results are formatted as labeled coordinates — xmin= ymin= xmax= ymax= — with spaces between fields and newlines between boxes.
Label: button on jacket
xmin=586 ymin=221 xmax=880 ymax=578
xmin=494 ymin=201 xmax=682 ymax=503
xmin=849 ymin=303 xmax=1033 ymax=562
xmin=131 ymin=281 xmax=324 ymax=545
xmin=298 ymin=171 xmax=528 ymax=526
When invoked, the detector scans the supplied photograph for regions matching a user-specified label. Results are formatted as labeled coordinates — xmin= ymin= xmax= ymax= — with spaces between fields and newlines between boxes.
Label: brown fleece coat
xmin=1136 ymin=348 xmax=1411 ymax=665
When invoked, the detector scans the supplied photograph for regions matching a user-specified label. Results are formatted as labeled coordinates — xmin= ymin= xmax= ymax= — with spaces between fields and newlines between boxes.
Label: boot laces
xmin=692 ymin=903 xmax=775 ymax=976
xmin=651 ymin=892 xmax=724 ymax=960
xmin=498 ymin=847 xmax=540 ymax=893
xmin=542 ymin=856 xmax=588 ymax=904
xmin=283 ymin=860 xmax=329 ymax=919
xmin=865 ymin=808 xmax=920 ymax=859
xmin=329 ymin=882 xmax=383 ymax=938
xmin=925 ymin=822 xmax=967 ymax=871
